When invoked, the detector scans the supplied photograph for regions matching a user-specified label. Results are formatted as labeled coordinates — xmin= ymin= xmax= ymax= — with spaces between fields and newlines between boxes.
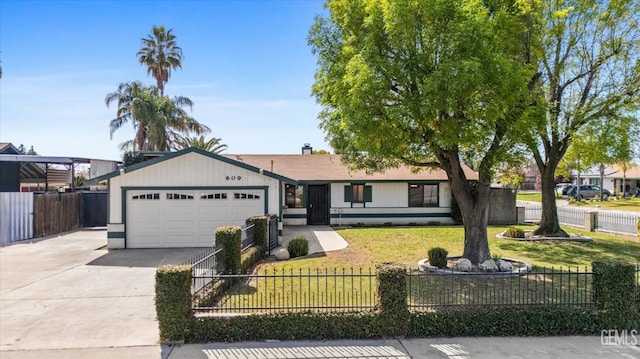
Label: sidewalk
xmin=164 ymin=336 xmax=640 ymax=359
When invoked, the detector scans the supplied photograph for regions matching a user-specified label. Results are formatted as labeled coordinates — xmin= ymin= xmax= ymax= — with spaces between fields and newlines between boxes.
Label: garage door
xmin=126 ymin=189 xmax=264 ymax=248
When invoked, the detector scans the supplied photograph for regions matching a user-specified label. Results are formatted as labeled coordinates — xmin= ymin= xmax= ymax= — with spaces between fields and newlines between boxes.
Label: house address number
xmin=225 ymin=176 xmax=242 ymax=181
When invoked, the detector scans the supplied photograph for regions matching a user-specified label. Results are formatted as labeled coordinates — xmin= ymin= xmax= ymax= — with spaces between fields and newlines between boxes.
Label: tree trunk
xmin=533 ymin=162 xmax=568 ymax=237
xmin=445 ymin=153 xmax=492 ymax=265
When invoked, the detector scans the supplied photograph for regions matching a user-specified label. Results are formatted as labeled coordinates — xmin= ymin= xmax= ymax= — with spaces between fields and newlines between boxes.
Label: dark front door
xmin=307 ymin=184 xmax=329 ymax=225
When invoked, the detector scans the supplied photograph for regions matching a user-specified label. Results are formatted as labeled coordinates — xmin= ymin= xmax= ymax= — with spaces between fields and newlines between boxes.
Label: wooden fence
xmin=34 ymin=192 xmax=82 ymax=237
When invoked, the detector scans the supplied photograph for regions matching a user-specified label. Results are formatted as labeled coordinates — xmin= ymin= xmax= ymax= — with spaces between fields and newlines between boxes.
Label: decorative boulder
xmin=454 ymin=258 xmax=472 ymax=272
xmin=497 ymin=259 xmax=513 ymax=272
xmin=479 ymin=259 xmax=498 ymax=272
xmin=274 ymin=248 xmax=290 ymax=261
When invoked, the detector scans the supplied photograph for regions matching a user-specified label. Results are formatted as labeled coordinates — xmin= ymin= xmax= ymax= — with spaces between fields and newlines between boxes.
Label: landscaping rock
xmin=454 ymin=258 xmax=472 ymax=272
xmin=497 ymin=259 xmax=513 ymax=272
xmin=274 ymin=248 xmax=290 ymax=261
xmin=479 ymin=259 xmax=498 ymax=272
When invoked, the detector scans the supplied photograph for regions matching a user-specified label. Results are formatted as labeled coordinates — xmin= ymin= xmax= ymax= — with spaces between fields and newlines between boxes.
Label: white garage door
xmin=126 ymin=189 xmax=264 ymax=248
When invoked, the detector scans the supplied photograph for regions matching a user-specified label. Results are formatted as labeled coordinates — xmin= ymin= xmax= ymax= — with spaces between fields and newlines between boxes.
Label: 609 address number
xmin=225 ymin=176 xmax=242 ymax=181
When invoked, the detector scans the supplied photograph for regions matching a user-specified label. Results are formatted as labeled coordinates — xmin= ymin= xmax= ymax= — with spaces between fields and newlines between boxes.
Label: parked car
xmin=561 ymin=185 xmax=575 ymax=196
xmin=567 ymin=185 xmax=610 ymax=200
xmin=556 ymin=183 xmax=572 ymax=194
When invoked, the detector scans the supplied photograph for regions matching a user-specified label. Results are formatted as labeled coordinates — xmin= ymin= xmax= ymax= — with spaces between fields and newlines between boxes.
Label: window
xmin=409 ymin=184 xmax=439 ymax=207
xmin=132 ymin=193 xmax=160 ymax=200
xmin=344 ymin=184 xmax=372 ymax=203
xmin=166 ymin=193 xmax=194 ymax=200
xmin=285 ymin=184 xmax=304 ymax=208
xmin=200 ymin=193 xmax=227 ymax=200
xmin=234 ymin=193 xmax=260 ymax=199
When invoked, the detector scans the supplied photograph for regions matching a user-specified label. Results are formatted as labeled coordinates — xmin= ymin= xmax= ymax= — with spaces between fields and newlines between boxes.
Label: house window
xmin=409 ymin=184 xmax=439 ymax=207
xmin=285 ymin=184 xmax=304 ymax=208
xmin=132 ymin=193 xmax=160 ymax=200
xmin=344 ymin=184 xmax=372 ymax=203
xmin=234 ymin=193 xmax=260 ymax=199
xmin=166 ymin=193 xmax=194 ymax=200
xmin=200 ymin=193 xmax=227 ymax=200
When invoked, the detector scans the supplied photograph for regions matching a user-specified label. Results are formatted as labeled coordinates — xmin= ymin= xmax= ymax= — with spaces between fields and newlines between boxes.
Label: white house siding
xmin=107 ymin=152 xmax=280 ymax=248
xmin=328 ymin=182 xmax=453 ymax=226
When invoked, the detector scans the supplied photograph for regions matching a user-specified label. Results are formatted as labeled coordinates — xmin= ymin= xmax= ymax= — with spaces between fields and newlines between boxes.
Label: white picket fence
xmin=521 ymin=202 xmax=639 ymax=235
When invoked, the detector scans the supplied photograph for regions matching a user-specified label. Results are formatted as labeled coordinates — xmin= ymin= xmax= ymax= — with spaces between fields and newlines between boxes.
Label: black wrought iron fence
xmin=194 ymin=267 xmax=377 ymax=314
xmin=407 ymin=267 xmax=594 ymax=310
xmin=241 ymin=223 xmax=255 ymax=251
xmin=184 ymin=246 xmax=224 ymax=296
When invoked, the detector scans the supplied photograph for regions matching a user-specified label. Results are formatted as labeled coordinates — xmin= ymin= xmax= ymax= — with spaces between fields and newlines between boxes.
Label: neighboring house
xmin=94 ymin=146 xmax=478 ymax=249
xmin=574 ymin=164 xmax=640 ymax=196
xmin=575 ymin=165 xmax=617 ymax=193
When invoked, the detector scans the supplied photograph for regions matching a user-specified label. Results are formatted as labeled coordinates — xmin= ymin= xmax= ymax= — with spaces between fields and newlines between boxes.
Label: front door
xmin=307 ymin=184 xmax=329 ymax=225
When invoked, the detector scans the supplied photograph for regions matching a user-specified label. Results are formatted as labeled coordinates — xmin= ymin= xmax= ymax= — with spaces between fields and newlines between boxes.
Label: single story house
xmin=576 ymin=164 xmax=640 ymax=195
xmin=94 ymin=146 xmax=478 ymax=249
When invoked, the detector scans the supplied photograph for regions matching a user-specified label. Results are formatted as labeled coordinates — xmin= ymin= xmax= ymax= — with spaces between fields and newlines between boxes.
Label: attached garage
xmin=103 ymin=148 xmax=289 ymax=249
xmin=125 ymin=189 xmax=265 ymax=248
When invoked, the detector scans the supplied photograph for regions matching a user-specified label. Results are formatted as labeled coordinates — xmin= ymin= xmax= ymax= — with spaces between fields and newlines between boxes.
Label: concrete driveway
xmin=0 ymin=229 xmax=205 ymax=358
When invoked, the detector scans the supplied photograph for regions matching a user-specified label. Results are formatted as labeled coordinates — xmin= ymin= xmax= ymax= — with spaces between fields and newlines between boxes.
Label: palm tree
xmin=105 ymin=81 xmax=209 ymax=151
xmin=136 ymin=25 xmax=182 ymax=96
xmin=172 ymin=134 xmax=228 ymax=154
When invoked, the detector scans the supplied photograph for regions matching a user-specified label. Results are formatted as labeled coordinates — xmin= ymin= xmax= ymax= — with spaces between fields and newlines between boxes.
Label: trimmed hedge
xmin=155 ymin=265 xmax=193 ymax=343
xmin=376 ymin=263 xmax=409 ymax=337
xmin=246 ymin=216 xmax=268 ymax=248
xmin=503 ymin=226 xmax=525 ymax=238
xmin=216 ymin=226 xmax=241 ymax=274
xmin=592 ymin=261 xmax=637 ymax=329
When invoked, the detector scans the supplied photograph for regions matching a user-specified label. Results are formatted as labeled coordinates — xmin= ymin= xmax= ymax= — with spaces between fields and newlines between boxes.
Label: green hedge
xmin=246 ymin=216 xmax=268 ymax=247
xmin=376 ymin=263 xmax=409 ymax=337
xmin=216 ymin=226 xmax=241 ymax=274
xmin=155 ymin=265 xmax=193 ymax=343
xmin=592 ymin=261 xmax=637 ymax=329
xmin=409 ymin=307 xmax=601 ymax=337
xmin=189 ymin=312 xmax=380 ymax=342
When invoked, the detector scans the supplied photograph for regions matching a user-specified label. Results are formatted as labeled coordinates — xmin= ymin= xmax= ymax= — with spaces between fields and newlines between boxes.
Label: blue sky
xmin=0 ymin=0 xmax=329 ymax=161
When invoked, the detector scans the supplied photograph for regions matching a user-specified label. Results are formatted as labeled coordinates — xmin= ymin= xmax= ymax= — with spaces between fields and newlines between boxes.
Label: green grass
xmin=209 ymin=226 xmax=640 ymax=311
xmin=569 ymin=197 xmax=640 ymax=211
xmin=516 ymin=191 xmax=543 ymax=202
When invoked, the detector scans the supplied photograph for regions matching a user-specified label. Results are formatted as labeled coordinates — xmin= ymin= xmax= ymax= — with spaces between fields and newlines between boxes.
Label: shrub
xmin=155 ymin=265 xmax=193 ymax=343
xmin=246 ymin=216 xmax=268 ymax=247
xmin=637 ymin=218 xmax=639 ymax=237
xmin=216 ymin=226 xmax=241 ymax=274
xmin=503 ymin=226 xmax=524 ymax=238
xmin=287 ymin=236 xmax=309 ymax=258
xmin=427 ymin=247 xmax=448 ymax=269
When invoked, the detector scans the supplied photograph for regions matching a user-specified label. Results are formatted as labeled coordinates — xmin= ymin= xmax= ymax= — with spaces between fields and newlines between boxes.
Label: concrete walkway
xmin=165 ymin=336 xmax=640 ymax=359
xmin=281 ymin=226 xmax=349 ymax=255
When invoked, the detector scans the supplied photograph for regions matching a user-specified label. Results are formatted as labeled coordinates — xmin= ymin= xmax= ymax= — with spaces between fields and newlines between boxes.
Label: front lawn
xmin=261 ymin=225 xmax=640 ymax=270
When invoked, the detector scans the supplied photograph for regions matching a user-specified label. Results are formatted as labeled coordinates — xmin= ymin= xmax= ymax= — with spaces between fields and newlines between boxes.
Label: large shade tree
xmin=105 ymin=81 xmax=209 ymax=151
xmin=309 ymin=0 xmax=534 ymax=264
xmin=137 ymin=25 xmax=183 ymax=96
xmin=524 ymin=0 xmax=640 ymax=236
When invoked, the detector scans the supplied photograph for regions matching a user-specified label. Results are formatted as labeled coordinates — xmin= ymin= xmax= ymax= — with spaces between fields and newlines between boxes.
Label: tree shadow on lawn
xmin=494 ymin=239 xmax=640 ymax=268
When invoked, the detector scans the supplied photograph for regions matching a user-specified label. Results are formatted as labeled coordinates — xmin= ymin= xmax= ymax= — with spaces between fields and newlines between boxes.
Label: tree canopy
xmin=137 ymin=25 xmax=183 ymax=96
xmin=309 ymin=0 xmax=535 ymax=264
xmin=105 ymin=81 xmax=209 ymax=152
xmin=524 ymin=0 xmax=640 ymax=235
